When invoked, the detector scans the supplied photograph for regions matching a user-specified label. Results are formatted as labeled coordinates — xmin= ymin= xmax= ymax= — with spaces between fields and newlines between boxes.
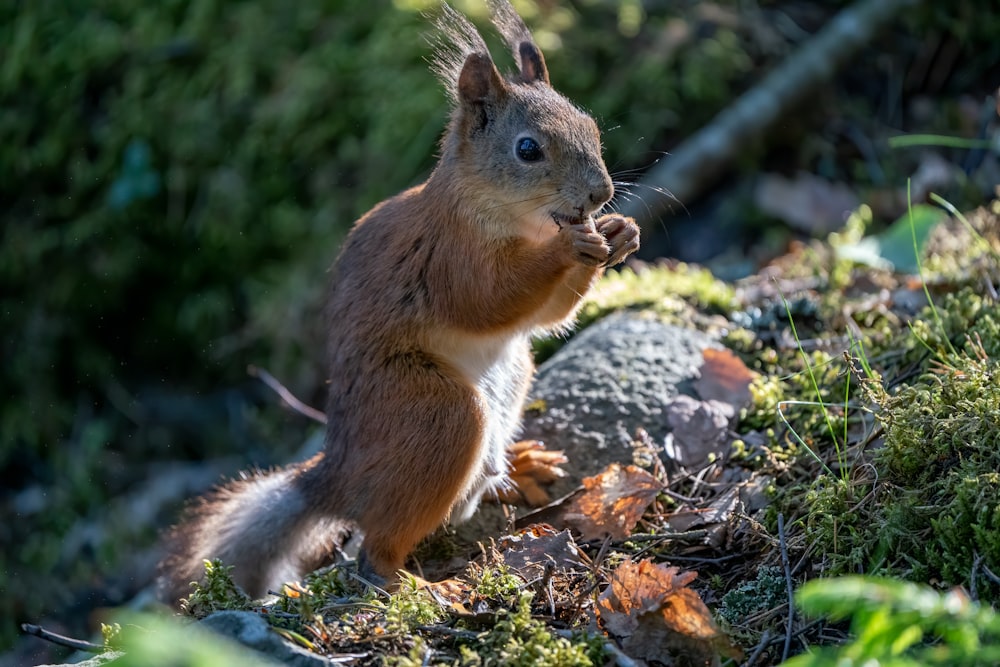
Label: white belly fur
xmin=430 ymin=330 xmax=532 ymax=523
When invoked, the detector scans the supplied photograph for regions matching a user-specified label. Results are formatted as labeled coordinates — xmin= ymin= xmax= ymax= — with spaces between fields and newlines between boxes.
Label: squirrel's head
xmin=431 ymin=1 xmax=613 ymax=230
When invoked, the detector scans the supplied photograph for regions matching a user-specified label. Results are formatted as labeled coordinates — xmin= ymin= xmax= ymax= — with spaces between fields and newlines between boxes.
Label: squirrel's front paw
xmin=595 ymin=214 xmax=640 ymax=267
xmin=566 ymin=220 xmax=610 ymax=266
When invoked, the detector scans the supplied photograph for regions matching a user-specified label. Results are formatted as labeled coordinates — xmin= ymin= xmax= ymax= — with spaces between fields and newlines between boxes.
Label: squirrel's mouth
xmin=550 ymin=211 xmax=584 ymax=229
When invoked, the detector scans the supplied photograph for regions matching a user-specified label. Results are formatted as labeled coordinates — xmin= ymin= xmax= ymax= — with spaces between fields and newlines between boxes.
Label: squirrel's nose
xmin=588 ymin=173 xmax=613 ymax=208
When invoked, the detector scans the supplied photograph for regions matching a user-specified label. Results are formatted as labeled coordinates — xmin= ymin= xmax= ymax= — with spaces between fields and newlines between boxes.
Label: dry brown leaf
xmin=564 ymin=464 xmax=661 ymax=540
xmin=499 ymin=525 xmax=580 ymax=580
xmin=663 ymin=395 xmax=731 ymax=467
xmin=662 ymin=486 xmax=741 ymax=548
xmin=694 ymin=348 xmax=756 ymax=411
xmin=597 ymin=559 xmax=739 ymax=666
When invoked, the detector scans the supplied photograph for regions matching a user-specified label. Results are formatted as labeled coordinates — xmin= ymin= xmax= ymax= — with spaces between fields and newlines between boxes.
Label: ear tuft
xmin=429 ymin=3 xmax=491 ymax=104
xmin=488 ymin=0 xmax=550 ymax=86
xmin=458 ymin=52 xmax=505 ymax=105
xmin=517 ymin=41 xmax=549 ymax=85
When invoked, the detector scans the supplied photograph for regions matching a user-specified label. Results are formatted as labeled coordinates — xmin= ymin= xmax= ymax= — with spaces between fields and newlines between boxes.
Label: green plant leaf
xmin=112 ymin=612 xmax=278 ymax=667
xmin=834 ymin=204 xmax=946 ymax=273
xmin=876 ymin=204 xmax=947 ymax=274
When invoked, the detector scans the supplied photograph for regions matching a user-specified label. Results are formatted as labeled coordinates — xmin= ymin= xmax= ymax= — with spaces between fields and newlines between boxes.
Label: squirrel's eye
xmin=515 ymin=136 xmax=543 ymax=162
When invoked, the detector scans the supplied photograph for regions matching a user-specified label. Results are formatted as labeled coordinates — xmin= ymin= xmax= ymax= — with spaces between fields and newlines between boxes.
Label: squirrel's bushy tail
xmin=158 ymin=461 xmax=346 ymax=606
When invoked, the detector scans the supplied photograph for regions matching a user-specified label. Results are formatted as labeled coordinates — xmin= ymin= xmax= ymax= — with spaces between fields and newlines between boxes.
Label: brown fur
xmin=158 ymin=0 xmax=640 ymax=605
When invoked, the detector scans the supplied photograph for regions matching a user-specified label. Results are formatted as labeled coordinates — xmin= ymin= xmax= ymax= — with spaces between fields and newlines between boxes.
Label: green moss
xmin=102 ymin=622 xmax=123 ymax=648
xmin=180 ymin=559 xmax=252 ymax=618
xmin=871 ymin=327 xmax=1000 ymax=587
xmin=800 ymin=477 xmax=873 ymax=575
xmin=459 ymin=591 xmax=601 ymax=667
xmin=384 ymin=575 xmax=446 ymax=633
xmin=469 ymin=562 xmax=523 ymax=607
xmin=273 ymin=565 xmax=372 ymax=621
xmin=535 ymin=263 xmax=736 ymax=360
xmin=717 ymin=565 xmax=786 ymax=627
xmin=795 ymin=293 xmax=1000 ymax=601
xmin=584 ymin=264 xmax=737 ymax=320
xmin=740 ymin=375 xmax=784 ymax=431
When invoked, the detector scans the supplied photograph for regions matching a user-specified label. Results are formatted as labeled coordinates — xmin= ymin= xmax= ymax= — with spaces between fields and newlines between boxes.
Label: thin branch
xmin=742 ymin=629 xmax=772 ymax=667
xmin=21 ymin=624 xmax=104 ymax=653
xmin=620 ymin=0 xmax=922 ymax=228
xmin=418 ymin=625 xmax=482 ymax=641
xmin=777 ymin=513 xmax=795 ymax=662
xmin=981 ymin=561 xmax=1000 ymax=586
xmin=248 ymin=365 xmax=327 ymax=424
xmin=971 ymin=553 xmax=983 ymax=601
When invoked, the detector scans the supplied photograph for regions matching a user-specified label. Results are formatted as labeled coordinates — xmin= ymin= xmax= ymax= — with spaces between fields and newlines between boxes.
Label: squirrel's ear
xmin=457 ymin=52 xmax=507 ymax=122
xmin=517 ymin=41 xmax=549 ymax=85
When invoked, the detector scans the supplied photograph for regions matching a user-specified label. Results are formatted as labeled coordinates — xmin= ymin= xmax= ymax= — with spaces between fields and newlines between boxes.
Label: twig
xmin=742 ymin=629 xmax=772 ymax=667
xmin=971 ymin=553 xmax=983 ymax=601
xmin=554 ymin=629 xmax=639 ymax=667
xmin=248 ymin=365 xmax=327 ymax=424
xmin=777 ymin=513 xmax=795 ymax=662
xmin=981 ymin=561 xmax=1000 ymax=586
xmin=417 ymin=625 xmax=482 ymax=641
xmin=653 ymin=553 xmax=744 ymax=565
xmin=620 ymin=0 xmax=922 ymax=227
xmin=626 ymin=530 xmax=712 ymax=560
xmin=20 ymin=624 xmax=104 ymax=653
xmin=791 ymin=542 xmax=815 ymax=577
xmin=620 ymin=530 xmax=710 ymax=543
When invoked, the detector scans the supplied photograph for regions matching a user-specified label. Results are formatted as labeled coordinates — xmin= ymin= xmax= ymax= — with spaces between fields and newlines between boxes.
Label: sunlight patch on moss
xmin=180 ymin=559 xmax=252 ymax=618
xmin=584 ymin=264 xmax=736 ymax=322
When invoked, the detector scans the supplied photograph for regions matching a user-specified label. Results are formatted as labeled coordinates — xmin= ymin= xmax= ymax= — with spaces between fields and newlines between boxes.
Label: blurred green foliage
xmin=1 ymin=0 xmax=758 ymax=482
xmin=1 ymin=0 xmax=445 ymax=475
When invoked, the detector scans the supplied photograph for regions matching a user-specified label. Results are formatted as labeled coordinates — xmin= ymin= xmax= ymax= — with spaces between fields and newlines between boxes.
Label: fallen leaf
xmin=596 ymin=559 xmax=739 ymax=665
xmin=662 ymin=486 xmax=741 ymax=547
xmin=694 ymin=348 xmax=756 ymax=412
xmin=873 ymin=204 xmax=947 ymax=274
xmin=663 ymin=395 xmax=731 ymax=467
xmin=499 ymin=525 xmax=580 ymax=580
xmin=835 ymin=204 xmax=947 ymax=274
xmin=755 ymin=172 xmax=859 ymax=234
xmin=564 ymin=464 xmax=661 ymax=540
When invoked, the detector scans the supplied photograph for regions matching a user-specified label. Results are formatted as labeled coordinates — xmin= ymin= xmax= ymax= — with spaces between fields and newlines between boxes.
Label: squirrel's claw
xmin=567 ymin=222 xmax=611 ymax=266
xmin=596 ymin=214 xmax=640 ymax=267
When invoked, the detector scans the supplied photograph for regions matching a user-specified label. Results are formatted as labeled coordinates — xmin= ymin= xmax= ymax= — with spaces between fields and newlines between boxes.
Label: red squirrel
xmin=159 ymin=0 xmax=639 ymax=605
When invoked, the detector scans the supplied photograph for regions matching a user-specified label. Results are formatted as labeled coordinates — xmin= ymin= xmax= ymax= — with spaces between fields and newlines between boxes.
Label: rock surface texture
xmin=522 ymin=312 xmax=718 ymax=496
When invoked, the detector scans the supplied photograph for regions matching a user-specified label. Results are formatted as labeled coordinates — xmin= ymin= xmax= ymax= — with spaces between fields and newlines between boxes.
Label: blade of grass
xmin=778 ymin=291 xmax=847 ymax=479
xmin=888 ymin=134 xmax=994 ymax=150
xmin=908 ymin=180 xmax=958 ymax=358
xmin=930 ymin=192 xmax=998 ymax=260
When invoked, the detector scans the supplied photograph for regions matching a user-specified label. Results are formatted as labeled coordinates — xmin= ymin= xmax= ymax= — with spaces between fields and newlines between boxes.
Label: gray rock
xmin=521 ymin=312 xmax=718 ymax=495
xmin=198 ymin=611 xmax=332 ymax=666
